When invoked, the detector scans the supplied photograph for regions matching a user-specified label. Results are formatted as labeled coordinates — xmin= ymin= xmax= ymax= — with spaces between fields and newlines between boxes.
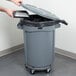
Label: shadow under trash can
xmin=13 ymin=4 xmax=68 ymax=74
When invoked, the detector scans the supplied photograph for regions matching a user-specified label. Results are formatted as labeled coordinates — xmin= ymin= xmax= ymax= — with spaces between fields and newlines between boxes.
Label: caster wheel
xmin=25 ymin=65 xmax=28 ymax=69
xmin=30 ymin=69 xmax=35 ymax=74
xmin=46 ymin=69 xmax=51 ymax=73
xmin=25 ymin=66 xmax=27 ymax=68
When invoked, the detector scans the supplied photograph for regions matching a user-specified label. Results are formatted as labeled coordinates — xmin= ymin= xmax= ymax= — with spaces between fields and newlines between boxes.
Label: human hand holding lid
xmin=2 ymin=0 xmax=23 ymax=17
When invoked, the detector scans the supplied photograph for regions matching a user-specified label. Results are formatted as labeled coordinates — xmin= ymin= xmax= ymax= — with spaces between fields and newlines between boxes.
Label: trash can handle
xmin=55 ymin=20 xmax=68 ymax=25
xmin=38 ymin=23 xmax=45 ymax=29
xmin=60 ymin=20 xmax=68 ymax=25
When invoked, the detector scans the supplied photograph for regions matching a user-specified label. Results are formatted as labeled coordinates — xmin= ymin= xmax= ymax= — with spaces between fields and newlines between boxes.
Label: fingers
xmin=5 ymin=9 xmax=15 ymax=17
xmin=16 ymin=2 xmax=22 ymax=6
xmin=17 ymin=0 xmax=23 ymax=6
xmin=11 ymin=0 xmax=22 ymax=6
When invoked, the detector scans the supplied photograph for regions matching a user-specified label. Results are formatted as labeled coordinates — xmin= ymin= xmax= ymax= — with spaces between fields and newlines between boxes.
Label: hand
xmin=11 ymin=0 xmax=22 ymax=6
xmin=5 ymin=8 xmax=14 ymax=17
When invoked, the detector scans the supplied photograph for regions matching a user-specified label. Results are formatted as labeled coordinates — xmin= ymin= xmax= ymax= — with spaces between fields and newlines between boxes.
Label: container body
xmin=23 ymin=25 xmax=56 ymax=69
xmin=17 ymin=15 xmax=60 ymax=70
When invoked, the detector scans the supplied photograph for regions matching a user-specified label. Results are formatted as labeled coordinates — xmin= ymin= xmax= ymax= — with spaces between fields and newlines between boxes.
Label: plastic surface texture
xmin=17 ymin=15 xmax=68 ymax=29
xmin=16 ymin=7 xmax=68 ymax=73
xmin=21 ymin=4 xmax=59 ymax=20
xmin=17 ymin=14 xmax=60 ymax=72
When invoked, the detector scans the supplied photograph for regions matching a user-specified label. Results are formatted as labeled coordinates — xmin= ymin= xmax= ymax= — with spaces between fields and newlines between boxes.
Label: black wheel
xmin=25 ymin=65 xmax=28 ymax=69
xmin=46 ymin=69 xmax=51 ymax=73
xmin=30 ymin=69 xmax=35 ymax=74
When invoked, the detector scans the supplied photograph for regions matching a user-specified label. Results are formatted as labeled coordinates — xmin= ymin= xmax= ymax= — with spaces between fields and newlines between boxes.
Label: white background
xmin=0 ymin=0 xmax=76 ymax=53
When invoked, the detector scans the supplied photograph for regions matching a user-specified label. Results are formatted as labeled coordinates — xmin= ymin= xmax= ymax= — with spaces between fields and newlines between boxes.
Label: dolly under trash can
xmin=13 ymin=4 xmax=68 ymax=74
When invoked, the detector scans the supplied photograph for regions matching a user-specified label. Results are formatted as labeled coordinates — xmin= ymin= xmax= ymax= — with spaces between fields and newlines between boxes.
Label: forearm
xmin=0 ymin=7 xmax=6 ymax=12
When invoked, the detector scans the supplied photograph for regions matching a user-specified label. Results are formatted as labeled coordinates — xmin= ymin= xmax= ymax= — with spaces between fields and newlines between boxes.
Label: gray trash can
xmin=14 ymin=4 xmax=68 ymax=74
